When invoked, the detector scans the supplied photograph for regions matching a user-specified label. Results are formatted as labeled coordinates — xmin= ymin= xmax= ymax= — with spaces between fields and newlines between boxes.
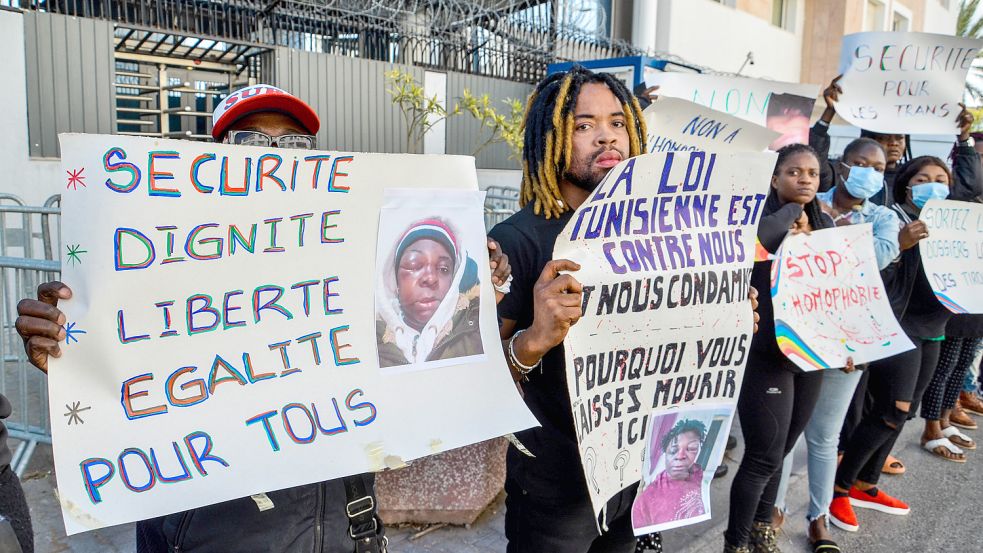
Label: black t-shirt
xmin=489 ymin=204 xmax=587 ymax=501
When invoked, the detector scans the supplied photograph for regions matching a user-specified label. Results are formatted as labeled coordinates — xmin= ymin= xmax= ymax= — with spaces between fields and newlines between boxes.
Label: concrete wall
xmin=921 ymin=0 xmax=959 ymax=34
xmin=654 ymin=0 xmax=804 ymax=82
xmin=0 ymin=9 xmax=62 ymax=207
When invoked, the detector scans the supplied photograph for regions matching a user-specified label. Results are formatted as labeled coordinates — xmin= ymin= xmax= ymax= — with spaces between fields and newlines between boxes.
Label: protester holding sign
xmin=490 ymin=66 xmax=649 ymax=552
xmin=14 ymin=85 xmax=515 ymax=553
xmin=832 ymin=156 xmax=956 ymax=532
xmin=725 ymin=144 xmax=831 ymax=553
xmin=772 ymin=138 xmax=901 ymax=551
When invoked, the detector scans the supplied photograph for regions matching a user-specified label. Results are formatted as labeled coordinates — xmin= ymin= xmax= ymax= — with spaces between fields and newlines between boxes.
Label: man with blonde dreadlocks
xmin=489 ymin=66 xmax=648 ymax=552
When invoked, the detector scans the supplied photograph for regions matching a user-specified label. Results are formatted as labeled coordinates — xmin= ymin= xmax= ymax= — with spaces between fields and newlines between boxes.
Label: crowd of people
xmin=3 ymin=59 xmax=981 ymax=553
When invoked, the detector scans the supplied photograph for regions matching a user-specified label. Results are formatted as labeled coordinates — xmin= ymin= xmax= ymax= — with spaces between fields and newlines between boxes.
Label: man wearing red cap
xmin=15 ymin=84 xmax=511 ymax=553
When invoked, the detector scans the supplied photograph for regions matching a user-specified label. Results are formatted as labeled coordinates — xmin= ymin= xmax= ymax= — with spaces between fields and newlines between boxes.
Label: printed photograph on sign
xmin=375 ymin=189 xmax=487 ymax=373
xmin=631 ymin=404 xmax=734 ymax=534
xmin=765 ymin=93 xmax=814 ymax=150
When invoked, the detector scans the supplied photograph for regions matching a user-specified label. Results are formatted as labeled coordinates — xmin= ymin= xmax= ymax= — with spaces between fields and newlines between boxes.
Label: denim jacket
xmin=816 ymin=188 xmax=901 ymax=270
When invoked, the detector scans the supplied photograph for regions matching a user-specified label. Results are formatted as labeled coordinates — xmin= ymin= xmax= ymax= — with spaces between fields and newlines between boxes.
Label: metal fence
xmin=0 ymin=194 xmax=60 ymax=475
xmin=11 ymin=0 xmax=642 ymax=84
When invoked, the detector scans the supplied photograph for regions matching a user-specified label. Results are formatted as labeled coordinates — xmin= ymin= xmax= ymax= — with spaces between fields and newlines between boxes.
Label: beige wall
xmin=736 ymin=0 xmax=775 ymax=22
xmin=800 ymin=0 xmax=949 ymax=88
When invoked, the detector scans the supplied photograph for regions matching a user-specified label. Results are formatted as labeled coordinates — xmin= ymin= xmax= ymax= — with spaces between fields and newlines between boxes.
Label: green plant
xmin=385 ymin=69 xmax=460 ymax=153
xmin=458 ymin=89 xmax=525 ymax=160
xmin=385 ymin=69 xmax=525 ymax=159
xmin=958 ymin=0 xmax=983 ymax=103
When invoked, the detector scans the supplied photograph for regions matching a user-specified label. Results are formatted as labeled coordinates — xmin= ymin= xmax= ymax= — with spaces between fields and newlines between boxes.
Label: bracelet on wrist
xmin=508 ymin=329 xmax=542 ymax=376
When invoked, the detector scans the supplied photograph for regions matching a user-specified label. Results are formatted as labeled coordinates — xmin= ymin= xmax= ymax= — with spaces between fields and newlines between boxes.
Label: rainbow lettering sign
xmin=52 ymin=134 xmax=536 ymax=534
xmin=836 ymin=32 xmax=983 ymax=135
xmin=920 ymin=199 xmax=983 ymax=314
xmin=771 ymin=224 xmax=913 ymax=372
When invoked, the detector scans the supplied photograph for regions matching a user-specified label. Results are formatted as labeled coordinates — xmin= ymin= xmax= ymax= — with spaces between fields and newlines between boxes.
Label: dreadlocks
xmin=520 ymin=66 xmax=647 ymax=219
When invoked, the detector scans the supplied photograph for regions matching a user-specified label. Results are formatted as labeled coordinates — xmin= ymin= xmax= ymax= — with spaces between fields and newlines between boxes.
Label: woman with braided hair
xmin=724 ymin=144 xmax=833 ymax=553
xmin=490 ymin=65 xmax=649 ymax=552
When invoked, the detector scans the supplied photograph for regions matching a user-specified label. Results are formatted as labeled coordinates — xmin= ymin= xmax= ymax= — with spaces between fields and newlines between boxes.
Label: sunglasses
xmin=227 ymin=130 xmax=316 ymax=150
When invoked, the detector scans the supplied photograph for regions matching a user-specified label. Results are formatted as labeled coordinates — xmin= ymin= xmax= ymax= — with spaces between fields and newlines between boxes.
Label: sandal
xmin=922 ymin=437 xmax=967 ymax=462
xmin=942 ymin=426 xmax=976 ymax=450
xmin=881 ymin=454 xmax=905 ymax=474
xmin=811 ymin=540 xmax=841 ymax=553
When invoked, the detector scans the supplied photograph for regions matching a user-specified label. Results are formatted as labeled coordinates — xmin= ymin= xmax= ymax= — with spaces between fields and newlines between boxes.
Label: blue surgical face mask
xmin=840 ymin=163 xmax=884 ymax=200
xmin=910 ymin=182 xmax=950 ymax=208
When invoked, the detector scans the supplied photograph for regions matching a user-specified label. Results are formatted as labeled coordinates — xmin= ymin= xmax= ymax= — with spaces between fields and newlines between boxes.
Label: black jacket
xmin=749 ymin=200 xmax=834 ymax=367
xmin=808 ymin=123 xmax=983 ymax=206
xmin=881 ymin=204 xmax=952 ymax=340
xmin=136 ymin=474 xmax=381 ymax=553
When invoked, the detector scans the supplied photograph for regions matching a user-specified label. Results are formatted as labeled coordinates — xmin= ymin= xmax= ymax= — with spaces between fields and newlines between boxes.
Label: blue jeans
xmin=776 ymin=369 xmax=862 ymax=521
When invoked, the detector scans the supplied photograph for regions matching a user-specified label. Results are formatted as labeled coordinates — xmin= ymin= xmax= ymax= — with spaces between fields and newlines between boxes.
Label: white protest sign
xmin=644 ymin=72 xmax=819 ymax=150
xmin=919 ymin=199 xmax=983 ymax=313
xmin=643 ymin=97 xmax=780 ymax=154
xmin=835 ymin=32 xmax=982 ymax=134
xmin=51 ymin=134 xmax=536 ymax=534
xmin=554 ymin=150 xmax=774 ymax=518
xmin=771 ymin=224 xmax=914 ymax=371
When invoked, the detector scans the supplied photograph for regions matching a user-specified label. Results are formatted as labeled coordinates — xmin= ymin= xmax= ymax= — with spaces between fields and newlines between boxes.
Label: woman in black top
xmin=724 ymin=144 xmax=832 ymax=553
xmin=831 ymin=157 xmax=955 ymax=532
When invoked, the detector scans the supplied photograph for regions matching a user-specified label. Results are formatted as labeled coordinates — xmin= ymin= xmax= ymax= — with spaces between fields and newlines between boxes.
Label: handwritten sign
xmin=644 ymin=73 xmax=819 ymax=150
xmin=836 ymin=32 xmax=983 ymax=134
xmin=920 ymin=199 xmax=983 ymax=313
xmin=51 ymin=134 xmax=536 ymax=534
xmin=643 ymin=97 xmax=780 ymax=154
xmin=554 ymin=149 xmax=774 ymax=518
xmin=771 ymin=224 xmax=913 ymax=371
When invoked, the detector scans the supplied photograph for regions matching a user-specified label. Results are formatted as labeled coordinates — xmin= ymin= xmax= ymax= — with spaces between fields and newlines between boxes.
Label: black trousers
xmin=837 ymin=338 xmax=941 ymax=489
xmin=838 ymin=369 xmax=871 ymax=452
xmin=0 ymin=466 xmax=32 ymax=553
xmin=504 ymin=478 xmax=636 ymax=553
xmin=921 ymin=337 xmax=981 ymax=420
xmin=725 ymin=361 xmax=823 ymax=547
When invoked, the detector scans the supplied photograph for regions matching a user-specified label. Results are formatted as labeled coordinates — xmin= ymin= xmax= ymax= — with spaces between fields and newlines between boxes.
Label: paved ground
xmin=20 ymin=416 xmax=983 ymax=552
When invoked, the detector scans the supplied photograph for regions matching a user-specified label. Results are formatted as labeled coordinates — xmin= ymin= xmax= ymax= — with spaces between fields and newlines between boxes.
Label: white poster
xmin=836 ymin=32 xmax=983 ymax=134
xmin=554 ymin=150 xmax=774 ymax=518
xmin=771 ymin=224 xmax=914 ymax=371
xmin=51 ymin=134 xmax=537 ymax=534
xmin=643 ymin=97 xmax=780 ymax=154
xmin=644 ymin=72 xmax=820 ymax=150
xmin=920 ymin=199 xmax=983 ymax=313
xmin=631 ymin=403 xmax=734 ymax=535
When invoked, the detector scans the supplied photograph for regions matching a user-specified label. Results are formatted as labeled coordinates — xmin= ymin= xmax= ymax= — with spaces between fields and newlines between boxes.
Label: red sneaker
xmin=829 ymin=496 xmax=859 ymax=532
xmin=848 ymin=486 xmax=909 ymax=515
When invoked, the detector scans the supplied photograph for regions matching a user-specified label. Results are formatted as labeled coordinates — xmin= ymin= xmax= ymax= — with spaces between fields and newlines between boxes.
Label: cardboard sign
xmin=644 ymin=73 xmax=819 ymax=150
xmin=643 ymin=97 xmax=780 ymax=154
xmin=771 ymin=224 xmax=914 ymax=370
xmin=920 ymin=199 xmax=983 ymax=313
xmin=554 ymin=150 xmax=774 ymax=518
xmin=836 ymin=32 xmax=983 ymax=134
xmin=51 ymin=134 xmax=536 ymax=534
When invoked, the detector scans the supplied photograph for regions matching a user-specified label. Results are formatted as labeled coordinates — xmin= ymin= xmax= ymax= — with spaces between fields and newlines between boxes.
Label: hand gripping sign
xmin=51 ymin=134 xmax=536 ymax=534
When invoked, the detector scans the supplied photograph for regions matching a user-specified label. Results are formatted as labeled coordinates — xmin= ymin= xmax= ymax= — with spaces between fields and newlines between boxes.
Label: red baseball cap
xmin=211 ymin=84 xmax=320 ymax=140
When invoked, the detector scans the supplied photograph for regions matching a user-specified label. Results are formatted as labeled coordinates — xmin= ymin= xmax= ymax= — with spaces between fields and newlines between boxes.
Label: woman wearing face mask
xmin=809 ymin=75 xmax=982 ymax=205
xmin=724 ymin=144 xmax=832 ymax=553
xmin=771 ymin=137 xmax=900 ymax=552
xmin=830 ymin=157 xmax=954 ymax=533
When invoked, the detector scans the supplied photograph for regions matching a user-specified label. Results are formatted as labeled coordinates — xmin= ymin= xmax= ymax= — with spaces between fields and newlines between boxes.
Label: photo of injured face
xmin=632 ymin=404 xmax=734 ymax=534
xmin=375 ymin=200 xmax=486 ymax=373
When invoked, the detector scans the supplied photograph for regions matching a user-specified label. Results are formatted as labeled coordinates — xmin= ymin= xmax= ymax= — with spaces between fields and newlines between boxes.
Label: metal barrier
xmin=484 ymin=185 xmax=520 ymax=230
xmin=0 ymin=196 xmax=61 ymax=475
